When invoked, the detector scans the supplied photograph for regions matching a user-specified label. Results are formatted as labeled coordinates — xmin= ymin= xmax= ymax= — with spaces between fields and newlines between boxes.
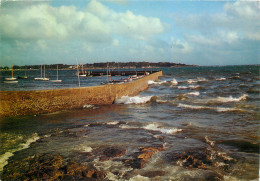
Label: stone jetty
xmin=0 ymin=71 xmax=162 ymax=117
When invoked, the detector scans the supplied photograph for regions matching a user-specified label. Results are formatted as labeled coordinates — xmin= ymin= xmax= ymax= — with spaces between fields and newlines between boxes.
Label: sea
xmin=0 ymin=65 xmax=259 ymax=180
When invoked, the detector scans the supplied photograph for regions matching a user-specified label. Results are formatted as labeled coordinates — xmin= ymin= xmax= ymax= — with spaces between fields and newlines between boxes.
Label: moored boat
xmin=50 ymin=64 xmax=62 ymax=82
xmin=4 ymin=65 xmax=17 ymax=81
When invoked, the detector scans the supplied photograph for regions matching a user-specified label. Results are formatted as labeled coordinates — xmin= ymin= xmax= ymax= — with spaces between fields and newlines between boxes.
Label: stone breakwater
xmin=0 ymin=71 xmax=162 ymax=117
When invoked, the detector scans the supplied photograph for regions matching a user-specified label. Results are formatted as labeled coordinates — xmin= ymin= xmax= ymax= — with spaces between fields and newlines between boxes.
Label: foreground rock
xmin=3 ymin=154 xmax=105 ymax=181
xmin=124 ymin=145 xmax=164 ymax=169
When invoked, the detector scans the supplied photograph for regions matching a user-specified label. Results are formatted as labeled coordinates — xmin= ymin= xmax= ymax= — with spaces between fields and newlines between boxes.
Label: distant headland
xmin=0 ymin=62 xmax=196 ymax=70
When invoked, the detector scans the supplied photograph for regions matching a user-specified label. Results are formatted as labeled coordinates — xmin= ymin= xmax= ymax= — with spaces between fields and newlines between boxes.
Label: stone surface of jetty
xmin=0 ymin=71 xmax=162 ymax=117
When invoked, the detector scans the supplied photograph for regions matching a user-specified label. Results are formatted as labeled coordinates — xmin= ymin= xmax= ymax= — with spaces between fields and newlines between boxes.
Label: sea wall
xmin=0 ymin=71 xmax=162 ymax=117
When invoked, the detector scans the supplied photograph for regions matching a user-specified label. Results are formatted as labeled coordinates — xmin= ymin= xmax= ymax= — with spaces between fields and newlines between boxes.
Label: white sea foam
xmin=171 ymin=78 xmax=178 ymax=85
xmin=178 ymin=86 xmax=188 ymax=89
xmin=178 ymin=103 xmax=207 ymax=110
xmin=187 ymin=79 xmax=197 ymax=84
xmin=178 ymin=103 xmax=247 ymax=112
xmin=82 ymin=146 xmax=93 ymax=152
xmin=216 ymin=107 xmax=244 ymax=112
xmin=107 ymin=121 xmax=119 ymax=125
xmin=143 ymin=123 xmax=182 ymax=135
xmin=93 ymin=159 xmax=133 ymax=180
xmin=216 ymin=77 xmax=226 ymax=81
xmin=0 ymin=133 xmax=40 ymax=172
xmin=156 ymin=99 xmax=169 ymax=103
xmin=213 ymin=94 xmax=248 ymax=102
xmin=83 ymin=104 xmax=97 ymax=109
xmin=189 ymin=85 xmax=200 ymax=89
xmin=185 ymin=91 xmax=200 ymax=96
xmin=119 ymin=123 xmax=182 ymax=135
xmin=187 ymin=78 xmax=207 ymax=83
xmin=148 ymin=80 xmax=167 ymax=85
xmin=119 ymin=124 xmax=139 ymax=129
xmin=148 ymin=80 xmax=155 ymax=84
xmin=115 ymin=96 xmax=152 ymax=104
xmin=129 ymin=175 xmax=150 ymax=181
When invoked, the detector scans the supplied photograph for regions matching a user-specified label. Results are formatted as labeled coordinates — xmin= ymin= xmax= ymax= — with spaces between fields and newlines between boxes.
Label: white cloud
xmin=0 ymin=0 xmax=168 ymax=66
xmin=172 ymin=0 xmax=260 ymax=65
xmin=0 ymin=0 xmax=165 ymax=42
xmin=112 ymin=39 xmax=120 ymax=46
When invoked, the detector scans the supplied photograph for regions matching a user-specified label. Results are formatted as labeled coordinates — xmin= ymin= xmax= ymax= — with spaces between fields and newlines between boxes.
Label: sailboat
xmin=5 ymin=65 xmax=17 ymax=81
xmin=42 ymin=64 xmax=49 ymax=81
xmin=50 ymin=64 xmax=62 ymax=82
xmin=18 ymin=69 xmax=28 ymax=79
xmin=79 ymin=64 xmax=86 ymax=77
xmin=34 ymin=65 xmax=44 ymax=80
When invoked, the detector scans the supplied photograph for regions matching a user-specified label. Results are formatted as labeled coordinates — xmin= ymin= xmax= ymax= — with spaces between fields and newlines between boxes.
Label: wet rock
xmin=124 ymin=158 xmax=146 ymax=169
xmin=100 ymin=146 xmax=126 ymax=161
xmin=203 ymin=171 xmax=223 ymax=181
xmin=124 ymin=145 xmax=164 ymax=169
xmin=165 ymin=148 xmax=213 ymax=169
xmin=3 ymin=154 xmax=64 ymax=181
xmin=3 ymin=153 xmax=105 ymax=181
xmin=65 ymin=161 xmax=87 ymax=177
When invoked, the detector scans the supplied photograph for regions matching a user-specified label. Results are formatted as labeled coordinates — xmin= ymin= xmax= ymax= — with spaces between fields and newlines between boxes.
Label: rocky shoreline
xmin=2 ymin=121 xmax=238 ymax=181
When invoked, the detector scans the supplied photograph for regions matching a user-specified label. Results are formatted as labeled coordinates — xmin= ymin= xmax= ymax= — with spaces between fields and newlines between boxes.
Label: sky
xmin=0 ymin=0 xmax=259 ymax=66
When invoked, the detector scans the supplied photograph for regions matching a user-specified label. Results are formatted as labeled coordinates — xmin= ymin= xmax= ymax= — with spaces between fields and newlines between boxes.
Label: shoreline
xmin=0 ymin=71 xmax=162 ymax=118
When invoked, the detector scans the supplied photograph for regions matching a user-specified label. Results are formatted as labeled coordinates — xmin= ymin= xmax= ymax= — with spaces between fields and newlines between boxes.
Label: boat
xmin=50 ymin=64 xmax=62 ymax=82
xmin=4 ymin=80 xmax=18 ymax=83
xmin=5 ymin=65 xmax=17 ymax=81
xmin=79 ymin=64 xmax=86 ymax=77
xmin=34 ymin=65 xmax=44 ymax=80
xmin=18 ymin=70 xmax=28 ymax=79
xmin=42 ymin=64 xmax=49 ymax=81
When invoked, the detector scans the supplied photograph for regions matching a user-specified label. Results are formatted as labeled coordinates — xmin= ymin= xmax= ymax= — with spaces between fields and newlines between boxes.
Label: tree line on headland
xmin=1 ymin=62 xmax=194 ymax=70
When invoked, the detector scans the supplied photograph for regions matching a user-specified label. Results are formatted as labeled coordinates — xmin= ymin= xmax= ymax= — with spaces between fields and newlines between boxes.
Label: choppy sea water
xmin=0 ymin=65 xmax=259 ymax=180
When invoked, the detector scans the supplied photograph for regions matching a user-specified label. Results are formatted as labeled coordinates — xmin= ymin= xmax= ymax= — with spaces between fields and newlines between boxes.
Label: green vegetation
xmin=0 ymin=62 xmax=193 ymax=70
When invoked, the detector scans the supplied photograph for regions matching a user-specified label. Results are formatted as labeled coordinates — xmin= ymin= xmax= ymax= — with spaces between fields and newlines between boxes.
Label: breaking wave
xmin=178 ymin=103 xmax=248 ymax=112
xmin=200 ymin=94 xmax=248 ymax=104
xmin=216 ymin=77 xmax=226 ymax=81
xmin=119 ymin=122 xmax=182 ymax=135
xmin=148 ymin=80 xmax=167 ymax=85
xmin=171 ymin=78 xmax=178 ymax=85
xmin=178 ymin=86 xmax=188 ymax=89
xmin=0 ymin=133 xmax=40 ymax=172
xmin=185 ymin=91 xmax=200 ymax=96
xmin=187 ymin=78 xmax=208 ymax=84
xmin=178 ymin=85 xmax=200 ymax=90
xmin=213 ymin=94 xmax=248 ymax=102
xmin=115 ymin=96 xmax=153 ymax=104
xmin=143 ymin=123 xmax=182 ymax=134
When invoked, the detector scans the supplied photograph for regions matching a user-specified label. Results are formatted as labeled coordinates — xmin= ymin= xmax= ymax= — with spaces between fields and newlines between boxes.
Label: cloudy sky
xmin=0 ymin=0 xmax=259 ymax=66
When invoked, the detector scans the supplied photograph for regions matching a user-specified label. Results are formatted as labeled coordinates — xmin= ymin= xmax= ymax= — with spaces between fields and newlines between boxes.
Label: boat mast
xmin=77 ymin=62 xmax=80 ymax=87
xmin=12 ymin=65 xmax=14 ymax=78
xmin=41 ymin=64 xmax=42 ymax=78
xmin=57 ymin=64 xmax=59 ymax=80
xmin=109 ymin=63 xmax=111 ymax=81
xmin=44 ymin=64 xmax=45 ymax=79
xmin=107 ymin=62 xmax=109 ymax=82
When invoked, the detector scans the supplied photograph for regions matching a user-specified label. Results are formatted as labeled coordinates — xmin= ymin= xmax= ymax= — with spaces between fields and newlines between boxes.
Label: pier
xmin=0 ymin=71 xmax=163 ymax=117
xmin=88 ymin=70 xmax=159 ymax=76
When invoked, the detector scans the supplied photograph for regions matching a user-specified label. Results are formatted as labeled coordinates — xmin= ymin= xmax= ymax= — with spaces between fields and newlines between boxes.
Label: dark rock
xmin=124 ymin=158 xmax=146 ymax=169
xmin=165 ymin=148 xmax=213 ymax=169
xmin=123 ymin=145 xmax=164 ymax=169
xmin=100 ymin=146 xmax=126 ymax=161
xmin=3 ymin=153 xmax=106 ymax=181
xmin=204 ymin=171 xmax=223 ymax=181
xmin=61 ymin=174 xmax=75 ymax=181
